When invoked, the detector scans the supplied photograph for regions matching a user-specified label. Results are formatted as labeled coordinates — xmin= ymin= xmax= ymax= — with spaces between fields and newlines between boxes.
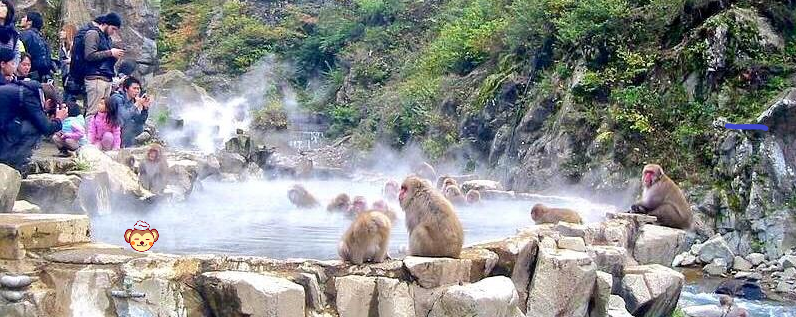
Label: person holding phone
xmin=112 ymin=76 xmax=150 ymax=147
xmin=80 ymin=12 xmax=124 ymax=119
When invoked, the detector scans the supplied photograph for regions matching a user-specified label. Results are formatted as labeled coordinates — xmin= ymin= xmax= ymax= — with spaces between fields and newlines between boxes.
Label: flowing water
xmin=91 ymin=178 xmax=615 ymax=259
xmin=679 ymin=283 xmax=796 ymax=316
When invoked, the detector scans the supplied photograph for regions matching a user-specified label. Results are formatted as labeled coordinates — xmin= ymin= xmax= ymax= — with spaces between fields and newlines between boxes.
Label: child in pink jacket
xmin=88 ymin=97 xmax=121 ymax=151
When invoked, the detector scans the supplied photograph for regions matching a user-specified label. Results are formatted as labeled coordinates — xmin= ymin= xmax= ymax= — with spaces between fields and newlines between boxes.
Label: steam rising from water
xmin=159 ymin=56 xmax=299 ymax=153
xmin=92 ymin=178 xmax=616 ymax=259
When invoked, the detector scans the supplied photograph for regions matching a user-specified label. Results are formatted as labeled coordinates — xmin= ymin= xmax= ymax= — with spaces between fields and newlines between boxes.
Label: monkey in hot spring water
xmin=138 ymin=144 xmax=169 ymax=194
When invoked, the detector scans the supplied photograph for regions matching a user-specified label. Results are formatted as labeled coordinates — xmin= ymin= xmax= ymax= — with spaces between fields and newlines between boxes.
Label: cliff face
xmin=157 ymin=0 xmax=795 ymax=256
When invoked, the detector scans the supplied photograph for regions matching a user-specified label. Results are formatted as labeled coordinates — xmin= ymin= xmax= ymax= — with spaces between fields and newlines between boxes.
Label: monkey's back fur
xmin=338 ymin=211 xmax=392 ymax=264
xmin=401 ymin=177 xmax=464 ymax=258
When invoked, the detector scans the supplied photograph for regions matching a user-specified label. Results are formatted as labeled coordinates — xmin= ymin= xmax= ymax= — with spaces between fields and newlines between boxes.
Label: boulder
xmin=733 ymin=271 xmax=763 ymax=280
xmin=18 ymin=174 xmax=81 ymax=213
xmin=0 ymin=214 xmax=91 ymax=259
xmin=120 ymin=254 xmax=207 ymax=316
xmin=587 ymin=246 xmax=628 ymax=289
xmin=198 ymin=271 xmax=305 ymax=317
xmin=428 ymin=276 xmax=524 ymax=317
xmin=403 ymin=256 xmax=471 ymax=288
xmin=780 ymin=255 xmax=796 ymax=269
xmin=335 ymin=275 xmax=377 ymax=317
xmin=460 ymin=248 xmax=499 ymax=282
xmin=606 ymin=295 xmax=634 ymax=317
xmin=745 ymin=253 xmax=766 ymax=266
xmin=291 ymin=273 xmax=326 ymax=313
xmin=558 ymin=237 xmax=587 ymax=252
xmin=776 ymin=281 xmax=795 ymax=293
xmin=78 ymin=147 xmax=155 ymax=203
xmin=480 ymin=190 xmax=516 ymax=200
xmin=633 ymin=224 xmax=687 ymax=266
xmin=69 ymin=170 xmax=113 ymax=216
xmin=704 ymin=258 xmax=729 ymax=276
xmin=473 ymin=235 xmax=538 ymax=312
xmin=698 ymin=235 xmax=735 ymax=266
xmin=376 ymin=277 xmax=414 ymax=317
xmin=0 ymin=164 xmax=21 ymax=212
xmin=673 ymin=252 xmax=697 ymax=267
xmin=733 ymin=256 xmax=753 ymax=271
xmin=526 ymin=249 xmax=596 ymax=316
xmin=220 ymin=152 xmax=247 ymax=175
xmin=11 ymin=200 xmax=40 ymax=213
xmin=40 ymin=265 xmax=117 ymax=316
xmin=461 ymin=180 xmax=503 ymax=193
xmin=620 ymin=265 xmax=684 ymax=317
xmin=589 ymin=271 xmax=613 ymax=317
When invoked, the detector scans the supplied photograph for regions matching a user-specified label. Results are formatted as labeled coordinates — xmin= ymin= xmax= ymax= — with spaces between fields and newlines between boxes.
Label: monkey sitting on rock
xmin=338 ymin=211 xmax=392 ymax=264
xmin=399 ymin=176 xmax=464 ymax=258
xmin=630 ymin=164 xmax=692 ymax=230
xmin=138 ymin=144 xmax=169 ymax=194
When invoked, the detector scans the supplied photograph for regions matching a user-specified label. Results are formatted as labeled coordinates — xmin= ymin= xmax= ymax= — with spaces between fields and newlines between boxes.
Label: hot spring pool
xmin=91 ymin=179 xmax=617 ymax=259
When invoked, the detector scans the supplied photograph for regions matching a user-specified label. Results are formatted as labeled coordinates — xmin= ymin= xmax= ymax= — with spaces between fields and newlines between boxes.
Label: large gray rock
xmin=0 ymin=164 xmax=21 ymax=213
xmin=746 ymin=253 xmax=766 ymax=266
xmin=376 ymin=277 xmax=414 ymax=317
xmin=606 ymin=295 xmax=634 ymax=317
xmin=403 ymin=256 xmax=471 ymax=288
xmin=698 ymin=235 xmax=735 ymax=266
xmin=703 ymin=258 xmax=729 ymax=276
xmin=0 ymin=214 xmax=91 ymax=259
xmin=335 ymin=275 xmax=377 ymax=317
xmin=198 ymin=271 xmax=305 ymax=317
xmin=461 ymin=180 xmax=503 ymax=193
xmin=620 ymin=265 xmax=684 ymax=317
xmin=78 ymin=147 xmax=155 ymax=203
xmin=11 ymin=200 xmax=40 ymax=214
xmin=590 ymin=271 xmax=613 ymax=317
xmin=61 ymin=0 xmax=159 ymax=76
xmin=18 ymin=174 xmax=81 ymax=213
xmin=428 ymin=276 xmax=524 ymax=317
xmin=633 ymin=225 xmax=687 ymax=266
xmin=526 ymin=249 xmax=596 ymax=317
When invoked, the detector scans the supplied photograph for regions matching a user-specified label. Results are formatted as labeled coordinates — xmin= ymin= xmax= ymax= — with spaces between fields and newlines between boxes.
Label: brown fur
xmin=531 ymin=203 xmax=583 ymax=225
xmin=631 ymin=164 xmax=692 ymax=229
xmin=465 ymin=189 xmax=481 ymax=204
xmin=338 ymin=211 xmax=392 ymax=264
xmin=288 ymin=184 xmax=320 ymax=208
xmin=349 ymin=196 xmax=368 ymax=215
xmin=436 ymin=176 xmax=458 ymax=190
xmin=139 ymin=144 xmax=169 ymax=194
xmin=444 ymin=185 xmax=467 ymax=206
xmin=399 ymin=176 xmax=464 ymax=258
xmin=327 ymin=193 xmax=351 ymax=212
xmin=372 ymin=199 xmax=397 ymax=221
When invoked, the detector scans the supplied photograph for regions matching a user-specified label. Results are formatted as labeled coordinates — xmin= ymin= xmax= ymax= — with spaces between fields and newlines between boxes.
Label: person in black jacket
xmin=0 ymin=48 xmax=67 ymax=172
xmin=79 ymin=12 xmax=124 ymax=117
xmin=19 ymin=11 xmax=54 ymax=82
xmin=113 ymin=76 xmax=150 ymax=147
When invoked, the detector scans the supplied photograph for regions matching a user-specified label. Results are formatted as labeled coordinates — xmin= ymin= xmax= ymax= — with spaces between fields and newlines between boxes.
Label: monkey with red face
xmin=630 ymin=164 xmax=692 ymax=229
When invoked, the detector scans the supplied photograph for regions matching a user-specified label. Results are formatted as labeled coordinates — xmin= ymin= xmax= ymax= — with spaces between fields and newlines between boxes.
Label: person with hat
xmin=77 ymin=12 xmax=125 ymax=119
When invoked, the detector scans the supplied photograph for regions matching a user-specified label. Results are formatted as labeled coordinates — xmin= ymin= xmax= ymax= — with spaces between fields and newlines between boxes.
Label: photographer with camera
xmin=112 ymin=76 xmax=150 ymax=148
xmin=0 ymin=47 xmax=67 ymax=172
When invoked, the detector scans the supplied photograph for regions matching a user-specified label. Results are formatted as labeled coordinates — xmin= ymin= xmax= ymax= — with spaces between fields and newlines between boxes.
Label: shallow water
xmin=679 ymin=284 xmax=796 ymax=317
xmin=92 ymin=179 xmax=615 ymax=259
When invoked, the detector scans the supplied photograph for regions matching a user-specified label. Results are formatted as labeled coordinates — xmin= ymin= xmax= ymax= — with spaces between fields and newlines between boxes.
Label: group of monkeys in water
xmin=285 ymin=162 xmax=693 ymax=265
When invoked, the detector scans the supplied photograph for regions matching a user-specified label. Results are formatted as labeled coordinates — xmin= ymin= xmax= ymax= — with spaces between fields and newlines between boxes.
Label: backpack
xmin=21 ymin=30 xmax=52 ymax=74
xmin=65 ymin=25 xmax=97 ymax=94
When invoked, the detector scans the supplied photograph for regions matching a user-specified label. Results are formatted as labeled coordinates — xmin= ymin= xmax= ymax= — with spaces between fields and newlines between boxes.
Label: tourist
xmin=87 ymin=97 xmax=121 ymax=151
xmin=112 ymin=76 xmax=150 ymax=147
xmin=51 ymin=101 xmax=86 ymax=157
xmin=19 ymin=11 xmax=54 ymax=82
xmin=112 ymin=58 xmax=137 ymax=93
xmin=73 ymin=12 xmax=125 ymax=118
xmin=0 ymin=0 xmax=20 ymax=67
xmin=0 ymin=45 xmax=14 ymax=83
xmin=59 ymin=23 xmax=77 ymax=101
xmin=14 ymin=52 xmax=30 ymax=80
xmin=0 ymin=47 xmax=67 ymax=172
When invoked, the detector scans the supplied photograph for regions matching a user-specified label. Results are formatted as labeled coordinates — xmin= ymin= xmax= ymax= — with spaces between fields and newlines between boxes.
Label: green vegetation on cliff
xmin=158 ymin=0 xmax=795 ymax=183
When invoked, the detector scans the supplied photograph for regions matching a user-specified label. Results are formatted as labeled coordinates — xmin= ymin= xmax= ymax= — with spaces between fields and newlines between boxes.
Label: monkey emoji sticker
xmin=125 ymin=221 xmax=159 ymax=252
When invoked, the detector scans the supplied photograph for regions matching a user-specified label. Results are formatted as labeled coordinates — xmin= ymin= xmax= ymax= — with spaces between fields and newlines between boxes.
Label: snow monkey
xmin=630 ymin=164 xmax=692 ymax=229
xmin=465 ymin=189 xmax=481 ymax=204
xmin=287 ymin=184 xmax=320 ymax=208
xmin=349 ymin=196 xmax=368 ymax=215
xmin=138 ymin=144 xmax=169 ymax=194
xmin=531 ymin=203 xmax=584 ymax=225
xmin=444 ymin=185 xmax=467 ymax=206
xmin=399 ymin=176 xmax=464 ymax=258
xmin=338 ymin=211 xmax=392 ymax=264
xmin=327 ymin=193 xmax=351 ymax=212
xmin=383 ymin=180 xmax=400 ymax=201
xmin=437 ymin=176 xmax=458 ymax=190
xmin=372 ymin=199 xmax=397 ymax=221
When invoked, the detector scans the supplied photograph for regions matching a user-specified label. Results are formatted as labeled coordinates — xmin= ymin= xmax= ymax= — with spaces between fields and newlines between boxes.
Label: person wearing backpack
xmin=0 ymin=47 xmax=68 ymax=172
xmin=68 ymin=12 xmax=124 ymax=117
xmin=19 ymin=11 xmax=54 ymax=82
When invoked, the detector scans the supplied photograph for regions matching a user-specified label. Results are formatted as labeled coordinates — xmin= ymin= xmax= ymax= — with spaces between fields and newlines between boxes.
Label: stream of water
xmin=679 ymin=284 xmax=796 ymax=316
